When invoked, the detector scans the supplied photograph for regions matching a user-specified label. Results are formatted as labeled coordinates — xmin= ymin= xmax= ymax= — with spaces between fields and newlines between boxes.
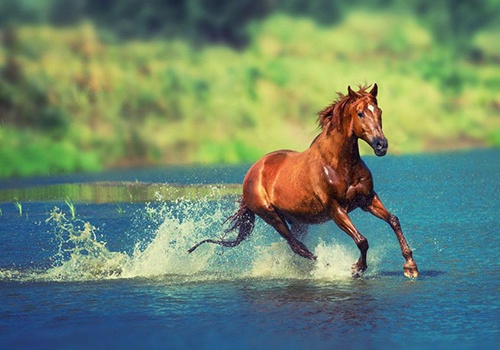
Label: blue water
xmin=0 ymin=150 xmax=499 ymax=349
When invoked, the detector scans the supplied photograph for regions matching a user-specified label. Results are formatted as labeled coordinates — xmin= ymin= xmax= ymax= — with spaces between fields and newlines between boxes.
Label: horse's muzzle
xmin=371 ymin=138 xmax=388 ymax=156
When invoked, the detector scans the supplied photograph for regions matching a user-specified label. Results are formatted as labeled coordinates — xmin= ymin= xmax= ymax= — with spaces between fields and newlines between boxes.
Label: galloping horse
xmin=189 ymin=84 xmax=419 ymax=278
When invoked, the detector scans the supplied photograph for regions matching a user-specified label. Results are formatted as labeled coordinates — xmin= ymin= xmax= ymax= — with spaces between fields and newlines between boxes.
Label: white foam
xmin=311 ymin=241 xmax=358 ymax=280
xmin=247 ymin=242 xmax=315 ymax=279
xmin=121 ymin=214 xmax=217 ymax=279
xmin=1 ymin=190 xmax=384 ymax=282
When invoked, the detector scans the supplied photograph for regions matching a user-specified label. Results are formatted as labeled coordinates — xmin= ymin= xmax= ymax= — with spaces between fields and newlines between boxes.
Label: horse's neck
xmin=310 ymin=128 xmax=361 ymax=168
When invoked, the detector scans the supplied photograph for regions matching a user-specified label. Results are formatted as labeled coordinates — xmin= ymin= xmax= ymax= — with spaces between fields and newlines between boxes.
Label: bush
xmin=0 ymin=10 xmax=498 ymax=178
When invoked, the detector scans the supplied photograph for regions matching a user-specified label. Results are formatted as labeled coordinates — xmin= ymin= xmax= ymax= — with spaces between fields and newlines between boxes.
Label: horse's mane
xmin=317 ymin=84 xmax=373 ymax=130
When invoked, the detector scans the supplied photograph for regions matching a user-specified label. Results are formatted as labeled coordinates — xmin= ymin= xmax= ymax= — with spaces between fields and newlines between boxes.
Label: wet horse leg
xmin=330 ymin=206 xmax=369 ymax=277
xmin=256 ymin=207 xmax=316 ymax=261
xmin=365 ymin=194 xmax=419 ymax=278
xmin=290 ymin=222 xmax=308 ymax=240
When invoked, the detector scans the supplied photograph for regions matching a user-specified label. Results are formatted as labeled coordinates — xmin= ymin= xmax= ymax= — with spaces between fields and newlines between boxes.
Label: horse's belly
xmin=281 ymin=210 xmax=331 ymax=224
xmin=272 ymin=189 xmax=329 ymax=224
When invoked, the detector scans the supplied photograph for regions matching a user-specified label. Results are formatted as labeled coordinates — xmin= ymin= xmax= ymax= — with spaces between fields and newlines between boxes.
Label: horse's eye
xmin=357 ymin=112 xmax=363 ymax=118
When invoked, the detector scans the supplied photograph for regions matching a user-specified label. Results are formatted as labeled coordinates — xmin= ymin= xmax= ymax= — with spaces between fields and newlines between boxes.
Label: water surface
xmin=0 ymin=150 xmax=498 ymax=349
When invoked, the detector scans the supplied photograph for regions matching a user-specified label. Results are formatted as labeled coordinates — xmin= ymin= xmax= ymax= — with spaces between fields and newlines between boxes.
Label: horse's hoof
xmin=404 ymin=265 xmax=419 ymax=279
xmin=303 ymin=253 xmax=317 ymax=261
xmin=351 ymin=263 xmax=366 ymax=278
xmin=295 ymin=247 xmax=317 ymax=261
xmin=352 ymin=270 xmax=363 ymax=278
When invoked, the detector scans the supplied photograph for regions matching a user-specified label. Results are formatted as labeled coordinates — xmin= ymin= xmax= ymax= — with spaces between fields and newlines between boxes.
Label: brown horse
xmin=189 ymin=84 xmax=419 ymax=278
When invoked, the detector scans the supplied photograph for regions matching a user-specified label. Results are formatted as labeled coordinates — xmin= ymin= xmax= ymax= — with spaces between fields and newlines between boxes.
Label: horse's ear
xmin=348 ymin=86 xmax=359 ymax=99
xmin=369 ymin=83 xmax=378 ymax=98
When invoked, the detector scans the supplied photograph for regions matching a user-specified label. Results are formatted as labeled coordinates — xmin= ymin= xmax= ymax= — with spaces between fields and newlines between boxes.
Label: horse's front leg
xmin=290 ymin=222 xmax=308 ymax=240
xmin=330 ymin=205 xmax=369 ymax=277
xmin=365 ymin=194 xmax=419 ymax=278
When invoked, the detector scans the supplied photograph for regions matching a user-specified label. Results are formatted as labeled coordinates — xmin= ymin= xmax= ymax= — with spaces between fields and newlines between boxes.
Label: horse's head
xmin=347 ymin=84 xmax=388 ymax=156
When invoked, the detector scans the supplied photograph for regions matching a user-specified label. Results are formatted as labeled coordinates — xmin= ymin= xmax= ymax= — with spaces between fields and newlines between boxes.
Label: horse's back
xmin=242 ymin=150 xmax=298 ymax=206
xmin=243 ymin=150 xmax=297 ymax=185
xmin=255 ymin=149 xmax=297 ymax=173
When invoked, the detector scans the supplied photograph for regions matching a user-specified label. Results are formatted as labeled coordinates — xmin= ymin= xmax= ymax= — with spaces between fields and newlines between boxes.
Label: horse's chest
xmin=346 ymin=181 xmax=370 ymax=200
xmin=323 ymin=165 xmax=372 ymax=208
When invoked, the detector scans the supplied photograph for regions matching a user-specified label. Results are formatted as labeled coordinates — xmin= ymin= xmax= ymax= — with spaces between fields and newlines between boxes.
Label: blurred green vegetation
xmin=0 ymin=182 xmax=241 ymax=203
xmin=0 ymin=1 xmax=499 ymax=178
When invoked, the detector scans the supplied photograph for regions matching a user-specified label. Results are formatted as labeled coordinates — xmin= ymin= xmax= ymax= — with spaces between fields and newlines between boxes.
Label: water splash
xmin=1 ymin=187 xmax=381 ymax=283
xmin=43 ymin=207 xmax=128 ymax=281
xmin=311 ymin=242 xmax=359 ymax=280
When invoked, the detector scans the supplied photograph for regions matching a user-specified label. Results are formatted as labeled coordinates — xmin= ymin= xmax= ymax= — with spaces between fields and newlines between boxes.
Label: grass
xmin=116 ymin=205 xmax=124 ymax=214
xmin=65 ymin=198 xmax=76 ymax=219
xmin=0 ymin=182 xmax=242 ymax=203
xmin=13 ymin=198 xmax=22 ymax=217
xmin=0 ymin=10 xmax=499 ymax=178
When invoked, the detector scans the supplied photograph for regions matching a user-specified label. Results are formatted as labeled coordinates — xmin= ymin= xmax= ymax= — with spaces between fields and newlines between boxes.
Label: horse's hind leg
xmin=364 ymin=194 xmax=419 ymax=278
xmin=256 ymin=206 xmax=316 ymax=261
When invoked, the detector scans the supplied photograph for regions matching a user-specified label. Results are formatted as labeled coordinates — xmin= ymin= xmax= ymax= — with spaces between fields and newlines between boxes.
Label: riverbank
xmin=1 ymin=11 xmax=499 ymax=178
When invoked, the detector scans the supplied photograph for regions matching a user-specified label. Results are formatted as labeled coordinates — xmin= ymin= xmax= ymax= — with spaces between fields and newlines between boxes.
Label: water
xmin=0 ymin=149 xmax=498 ymax=349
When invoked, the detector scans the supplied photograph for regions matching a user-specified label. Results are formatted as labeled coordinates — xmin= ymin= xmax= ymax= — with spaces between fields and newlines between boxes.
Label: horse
xmin=189 ymin=84 xmax=419 ymax=278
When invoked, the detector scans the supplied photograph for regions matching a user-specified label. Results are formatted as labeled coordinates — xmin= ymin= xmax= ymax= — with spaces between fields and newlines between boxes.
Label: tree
xmin=414 ymin=0 xmax=500 ymax=57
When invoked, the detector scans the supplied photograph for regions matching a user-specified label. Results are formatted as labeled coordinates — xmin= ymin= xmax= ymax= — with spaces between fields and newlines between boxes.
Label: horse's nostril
xmin=378 ymin=139 xmax=388 ymax=149
xmin=373 ymin=138 xmax=388 ymax=155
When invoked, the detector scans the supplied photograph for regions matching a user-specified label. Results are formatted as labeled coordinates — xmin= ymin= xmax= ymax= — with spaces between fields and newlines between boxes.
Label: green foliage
xmin=0 ymin=127 xmax=101 ymax=177
xmin=1 ymin=0 xmax=499 ymax=53
xmin=0 ymin=10 xmax=498 ymax=178
xmin=413 ymin=0 xmax=500 ymax=56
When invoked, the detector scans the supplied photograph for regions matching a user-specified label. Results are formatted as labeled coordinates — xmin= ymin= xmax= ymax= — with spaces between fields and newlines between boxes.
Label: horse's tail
xmin=188 ymin=200 xmax=255 ymax=254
